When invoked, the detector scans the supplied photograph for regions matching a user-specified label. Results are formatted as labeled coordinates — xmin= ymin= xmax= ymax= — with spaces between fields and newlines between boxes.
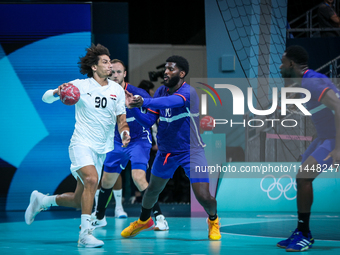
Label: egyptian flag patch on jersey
xmin=110 ymin=94 xmax=117 ymax=100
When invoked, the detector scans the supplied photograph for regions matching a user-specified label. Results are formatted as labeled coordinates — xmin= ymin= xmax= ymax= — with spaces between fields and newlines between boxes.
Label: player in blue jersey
xmin=277 ymin=45 xmax=340 ymax=251
xmin=121 ymin=55 xmax=221 ymax=240
xmin=92 ymin=59 xmax=169 ymax=231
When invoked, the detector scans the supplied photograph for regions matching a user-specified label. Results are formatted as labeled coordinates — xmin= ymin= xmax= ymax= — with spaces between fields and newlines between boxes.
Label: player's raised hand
xmin=125 ymin=90 xmax=134 ymax=108
xmin=121 ymin=131 xmax=131 ymax=148
xmin=55 ymin=83 xmax=72 ymax=96
xmin=130 ymin=95 xmax=144 ymax=108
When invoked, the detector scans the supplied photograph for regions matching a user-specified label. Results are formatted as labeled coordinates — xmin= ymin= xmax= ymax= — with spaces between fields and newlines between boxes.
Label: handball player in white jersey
xmin=24 ymin=44 xmax=130 ymax=248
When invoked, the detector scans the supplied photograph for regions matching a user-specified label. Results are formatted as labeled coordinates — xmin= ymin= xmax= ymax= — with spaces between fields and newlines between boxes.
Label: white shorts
xmin=69 ymin=144 xmax=106 ymax=184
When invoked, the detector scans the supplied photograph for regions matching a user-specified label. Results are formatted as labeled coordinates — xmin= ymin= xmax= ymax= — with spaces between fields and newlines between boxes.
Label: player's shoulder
xmin=108 ymin=80 xmax=124 ymax=92
xmin=69 ymin=78 xmax=87 ymax=85
xmin=303 ymin=70 xmax=329 ymax=86
xmin=68 ymin=78 xmax=92 ymax=90
xmin=154 ymin=85 xmax=168 ymax=97
xmin=176 ymin=82 xmax=194 ymax=95
xmin=305 ymin=70 xmax=326 ymax=79
xmin=180 ymin=82 xmax=192 ymax=91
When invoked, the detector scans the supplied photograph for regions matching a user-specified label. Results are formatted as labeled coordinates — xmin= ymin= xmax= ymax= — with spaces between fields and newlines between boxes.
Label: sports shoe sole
xmin=77 ymin=241 xmax=104 ymax=248
xmin=131 ymin=223 xmax=155 ymax=237
xmin=116 ymin=214 xmax=128 ymax=219
xmin=124 ymin=223 xmax=155 ymax=238
xmin=25 ymin=190 xmax=39 ymax=225
xmin=286 ymin=247 xmax=310 ymax=252
xmin=154 ymin=226 xmax=169 ymax=231
xmin=209 ymin=235 xmax=222 ymax=241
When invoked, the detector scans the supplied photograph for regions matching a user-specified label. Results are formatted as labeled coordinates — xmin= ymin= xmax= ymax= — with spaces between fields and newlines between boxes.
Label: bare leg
xmin=131 ymin=169 xmax=148 ymax=191
xmin=295 ymin=155 xmax=319 ymax=237
xmin=55 ymin=178 xmax=84 ymax=208
xmin=102 ymin=171 xmax=120 ymax=189
xmin=142 ymin=174 xmax=169 ymax=209
xmin=191 ymin=182 xmax=217 ymax=216
xmin=296 ymin=156 xmax=318 ymax=213
xmin=113 ymin=174 xmax=122 ymax=190
xmin=76 ymin=165 xmax=99 ymax=215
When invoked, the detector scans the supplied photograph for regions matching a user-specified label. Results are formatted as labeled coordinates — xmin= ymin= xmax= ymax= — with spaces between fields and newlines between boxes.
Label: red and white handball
xmin=200 ymin=115 xmax=215 ymax=131
xmin=60 ymin=83 xmax=80 ymax=106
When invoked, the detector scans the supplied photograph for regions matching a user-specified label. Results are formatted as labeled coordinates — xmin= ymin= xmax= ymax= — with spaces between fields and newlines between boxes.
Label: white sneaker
xmin=115 ymin=207 xmax=128 ymax=218
xmin=78 ymin=229 xmax=104 ymax=248
xmin=154 ymin=215 xmax=169 ymax=231
xmin=79 ymin=213 xmax=107 ymax=230
xmin=91 ymin=213 xmax=107 ymax=229
xmin=25 ymin=190 xmax=48 ymax=225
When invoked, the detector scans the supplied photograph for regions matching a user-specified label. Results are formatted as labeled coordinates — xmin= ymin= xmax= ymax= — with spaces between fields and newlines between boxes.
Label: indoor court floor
xmin=0 ymin=210 xmax=339 ymax=255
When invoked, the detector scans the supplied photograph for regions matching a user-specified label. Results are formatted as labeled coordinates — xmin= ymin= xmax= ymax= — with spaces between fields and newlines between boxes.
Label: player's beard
xmin=164 ymin=74 xmax=180 ymax=88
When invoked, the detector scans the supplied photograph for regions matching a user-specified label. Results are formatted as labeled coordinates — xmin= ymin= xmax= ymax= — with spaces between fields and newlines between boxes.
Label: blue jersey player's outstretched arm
xmin=125 ymin=90 xmax=185 ymax=128
xmin=126 ymin=90 xmax=185 ymax=109
xmin=142 ymin=95 xmax=185 ymax=109
xmin=129 ymin=108 xmax=158 ymax=129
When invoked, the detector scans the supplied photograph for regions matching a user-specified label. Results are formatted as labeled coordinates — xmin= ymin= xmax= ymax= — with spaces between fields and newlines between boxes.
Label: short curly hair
xmin=78 ymin=44 xmax=110 ymax=77
xmin=285 ymin=45 xmax=309 ymax=66
xmin=166 ymin=55 xmax=189 ymax=77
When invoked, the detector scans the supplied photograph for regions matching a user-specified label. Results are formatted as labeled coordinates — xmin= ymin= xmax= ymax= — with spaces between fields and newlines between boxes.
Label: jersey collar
xmin=166 ymin=81 xmax=186 ymax=93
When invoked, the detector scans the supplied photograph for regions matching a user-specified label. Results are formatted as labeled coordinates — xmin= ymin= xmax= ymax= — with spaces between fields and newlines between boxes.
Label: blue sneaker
xmin=286 ymin=230 xmax=314 ymax=252
xmin=277 ymin=229 xmax=314 ymax=249
xmin=277 ymin=229 xmax=299 ymax=248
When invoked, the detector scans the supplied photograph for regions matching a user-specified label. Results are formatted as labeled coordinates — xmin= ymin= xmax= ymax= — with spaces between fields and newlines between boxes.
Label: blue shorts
xmin=151 ymin=147 xmax=209 ymax=183
xmin=103 ymin=140 xmax=152 ymax=173
xmin=302 ymin=138 xmax=335 ymax=168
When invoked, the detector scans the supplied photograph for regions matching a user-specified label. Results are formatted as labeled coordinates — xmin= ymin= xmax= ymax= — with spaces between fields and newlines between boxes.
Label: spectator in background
xmin=138 ymin=79 xmax=155 ymax=97
xmin=318 ymin=0 xmax=340 ymax=37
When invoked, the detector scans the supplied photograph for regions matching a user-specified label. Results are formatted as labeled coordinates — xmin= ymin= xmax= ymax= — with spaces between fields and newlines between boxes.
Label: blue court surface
xmin=0 ymin=208 xmax=339 ymax=255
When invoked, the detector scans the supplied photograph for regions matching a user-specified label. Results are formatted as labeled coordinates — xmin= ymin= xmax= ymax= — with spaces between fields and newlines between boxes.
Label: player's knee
xmin=144 ymin=187 xmax=161 ymax=198
xmin=195 ymin=191 xmax=214 ymax=205
xmin=132 ymin=172 xmax=146 ymax=185
xmin=69 ymin=193 xmax=82 ymax=208
xmin=74 ymin=199 xmax=81 ymax=209
xmin=83 ymin=175 xmax=98 ymax=189
xmin=101 ymin=177 xmax=114 ymax=188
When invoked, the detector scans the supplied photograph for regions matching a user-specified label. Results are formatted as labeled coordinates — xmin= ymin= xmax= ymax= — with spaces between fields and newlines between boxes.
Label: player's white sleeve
xmin=116 ymin=87 xmax=126 ymax=115
xmin=42 ymin=89 xmax=59 ymax=104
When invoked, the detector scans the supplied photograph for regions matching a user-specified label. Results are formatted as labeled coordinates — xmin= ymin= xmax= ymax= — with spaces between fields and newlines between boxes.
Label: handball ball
xmin=200 ymin=116 xmax=215 ymax=131
xmin=60 ymin=84 xmax=80 ymax=106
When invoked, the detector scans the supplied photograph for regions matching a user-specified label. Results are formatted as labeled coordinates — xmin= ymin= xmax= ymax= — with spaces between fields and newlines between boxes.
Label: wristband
xmin=120 ymin=130 xmax=130 ymax=140
xmin=42 ymin=89 xmax=60 ymax=104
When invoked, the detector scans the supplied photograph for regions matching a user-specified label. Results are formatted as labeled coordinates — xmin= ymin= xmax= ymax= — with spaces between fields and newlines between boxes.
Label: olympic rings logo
xmin=260 ymin=175 xmax=297 ymax=200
